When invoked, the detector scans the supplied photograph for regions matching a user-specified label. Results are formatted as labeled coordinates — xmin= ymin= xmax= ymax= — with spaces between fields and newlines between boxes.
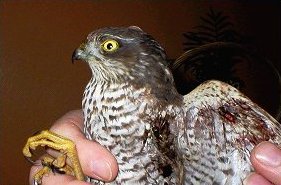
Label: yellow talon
xmin=34 ymin=165 xmax=51 ymax=185
xmin=52 ymin=154 xmax=67 ymax=168
xmin=23 ymin=130 xmax=85 ymax=182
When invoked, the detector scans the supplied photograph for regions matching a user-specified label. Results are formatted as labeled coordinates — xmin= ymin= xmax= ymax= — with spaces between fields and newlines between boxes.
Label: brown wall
xmin=1 ymin=1 xmax=280 ymax=185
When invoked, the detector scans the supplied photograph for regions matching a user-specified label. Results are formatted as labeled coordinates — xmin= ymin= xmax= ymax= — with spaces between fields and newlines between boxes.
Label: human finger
xmin=249 ymin=141 xmax=281 ymax=185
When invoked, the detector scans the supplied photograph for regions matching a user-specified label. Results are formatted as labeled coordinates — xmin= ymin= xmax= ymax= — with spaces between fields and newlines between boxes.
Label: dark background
xmin=1 ymin=1 xmax=280 ymax=185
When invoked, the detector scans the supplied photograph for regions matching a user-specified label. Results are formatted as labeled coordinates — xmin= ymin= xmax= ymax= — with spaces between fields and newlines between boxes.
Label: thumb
xmin=250 ymin=141 xmax=281 ymax=185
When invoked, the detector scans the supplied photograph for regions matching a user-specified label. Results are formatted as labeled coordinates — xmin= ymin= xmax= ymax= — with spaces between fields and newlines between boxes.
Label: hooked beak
xmin=72 ymin=43 xmax=87 ymax=63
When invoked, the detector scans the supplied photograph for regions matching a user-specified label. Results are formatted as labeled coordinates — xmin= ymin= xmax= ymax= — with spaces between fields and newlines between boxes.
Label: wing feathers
xmin=177 ymin=80 xmax=280 ymax=184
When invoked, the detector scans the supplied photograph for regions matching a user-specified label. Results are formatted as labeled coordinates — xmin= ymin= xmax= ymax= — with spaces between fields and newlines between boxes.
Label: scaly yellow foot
xmin=23 ymin=130 xmax=85 ymax=183
xmin=33 ymin=155 xmax=74 ymax=185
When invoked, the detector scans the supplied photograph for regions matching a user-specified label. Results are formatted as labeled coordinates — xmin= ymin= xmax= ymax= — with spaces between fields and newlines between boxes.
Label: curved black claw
xmin=24 ymin=150 xmax=38 ymax=164
xmin=33 ymin=179 xmax=41 ymax=185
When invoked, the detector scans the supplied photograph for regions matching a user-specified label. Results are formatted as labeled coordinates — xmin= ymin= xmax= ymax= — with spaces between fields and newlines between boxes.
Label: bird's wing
xmin=174 ymin=80 xmax=281 ymax=185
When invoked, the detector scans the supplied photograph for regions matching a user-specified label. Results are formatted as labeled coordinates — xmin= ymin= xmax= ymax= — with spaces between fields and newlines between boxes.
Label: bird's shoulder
xmin=182 ymin=80 xmax=280 ymax=146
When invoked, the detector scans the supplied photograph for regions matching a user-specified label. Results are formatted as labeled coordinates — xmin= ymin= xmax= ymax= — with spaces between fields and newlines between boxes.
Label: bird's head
xmin=72 ymin=26 xmax=171 ymax=84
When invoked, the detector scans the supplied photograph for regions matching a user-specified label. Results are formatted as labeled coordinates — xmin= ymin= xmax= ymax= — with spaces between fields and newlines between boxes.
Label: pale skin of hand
xmin=244 ymin=141 xmax=281 ymax=185
xmin=30 ymin=110 xmax=281 ymax=185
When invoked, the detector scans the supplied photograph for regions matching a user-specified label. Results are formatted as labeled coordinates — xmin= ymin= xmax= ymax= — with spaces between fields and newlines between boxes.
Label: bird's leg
xmin=23 ymin=130 xmax=85 ymax=182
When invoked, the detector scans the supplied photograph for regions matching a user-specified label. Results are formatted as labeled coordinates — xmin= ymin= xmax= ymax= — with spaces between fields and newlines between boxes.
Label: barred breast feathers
xmin=82 ymin=77 xmax=180 ymax=184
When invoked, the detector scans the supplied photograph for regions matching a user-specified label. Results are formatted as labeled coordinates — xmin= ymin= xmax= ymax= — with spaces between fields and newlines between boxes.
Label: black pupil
xmin=107 ymin=43 xmax=113 ymax=50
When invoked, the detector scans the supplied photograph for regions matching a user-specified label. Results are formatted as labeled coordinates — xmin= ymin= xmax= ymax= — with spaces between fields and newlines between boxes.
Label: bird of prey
xmin=23 ymin=26 xmax=281 ymax=185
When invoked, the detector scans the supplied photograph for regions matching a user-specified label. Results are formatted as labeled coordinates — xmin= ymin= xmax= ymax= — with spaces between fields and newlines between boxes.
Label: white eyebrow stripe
xmin=102 ymin=34 xmax=136 ymax=41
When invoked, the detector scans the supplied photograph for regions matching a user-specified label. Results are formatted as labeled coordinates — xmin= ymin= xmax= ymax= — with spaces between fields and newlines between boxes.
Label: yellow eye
xmin=101 ymin=39 xmax=119 ymax=52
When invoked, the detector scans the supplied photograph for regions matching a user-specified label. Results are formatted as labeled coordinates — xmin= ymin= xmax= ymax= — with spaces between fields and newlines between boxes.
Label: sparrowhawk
xmin=23 ymin=26 xmax=281 ymax=185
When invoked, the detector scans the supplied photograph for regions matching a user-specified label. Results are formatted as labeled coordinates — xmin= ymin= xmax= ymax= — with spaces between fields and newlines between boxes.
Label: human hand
xmin=244 ymin=141 xmax=281 ymax=185
xmin=29 ymin=110 xmax=118 ymax=185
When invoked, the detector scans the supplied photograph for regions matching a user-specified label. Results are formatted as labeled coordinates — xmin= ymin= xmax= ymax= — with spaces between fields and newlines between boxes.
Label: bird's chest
xmin=82 ymin=81 xmax=170 ymax=184
xmin=83 ymin=82 xmax=148 ymax=146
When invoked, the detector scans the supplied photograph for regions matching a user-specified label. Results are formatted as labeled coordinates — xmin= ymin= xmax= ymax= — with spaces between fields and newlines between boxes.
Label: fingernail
xmin=243 ymin=173 xmax=272 ymax=185
xmin=91 ymin=160 xmax=113 ymax=181
xmin=255 ymin=142 xmax=281 ymax=167
xmin=243 ymin=173 xmax=255 ymax=185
